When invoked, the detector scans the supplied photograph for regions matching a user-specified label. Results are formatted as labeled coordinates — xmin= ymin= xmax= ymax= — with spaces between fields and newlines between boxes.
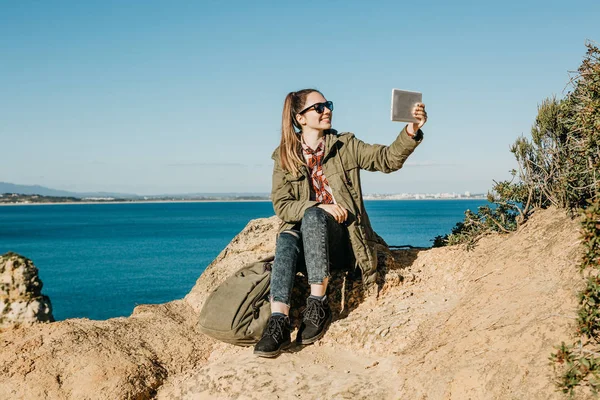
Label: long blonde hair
xmin=279 ymin=89 xmax=323 ymax=176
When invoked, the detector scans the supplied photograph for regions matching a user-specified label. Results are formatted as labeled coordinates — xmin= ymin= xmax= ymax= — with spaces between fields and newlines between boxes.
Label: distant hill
xmin=0 ymin=182 xmax=269 ymax=199
xmin=0 ymin=182 xmax=138 ymax=199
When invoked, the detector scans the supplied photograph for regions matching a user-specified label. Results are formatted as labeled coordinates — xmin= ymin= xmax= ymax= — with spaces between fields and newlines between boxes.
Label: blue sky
xmin=1 ymin=1 xmax=598 ymax=195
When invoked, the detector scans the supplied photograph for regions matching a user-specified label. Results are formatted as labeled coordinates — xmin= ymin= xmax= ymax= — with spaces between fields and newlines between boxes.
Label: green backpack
xmin=198 ymin=256 xmax=273 ymax=346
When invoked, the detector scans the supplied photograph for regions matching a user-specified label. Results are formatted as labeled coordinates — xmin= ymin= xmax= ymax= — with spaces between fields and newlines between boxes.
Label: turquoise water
xmin=0 ymin=200 xmax=486 ymax=321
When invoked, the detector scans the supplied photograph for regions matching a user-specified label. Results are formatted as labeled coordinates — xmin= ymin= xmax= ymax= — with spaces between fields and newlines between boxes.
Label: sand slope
xmin=158 ymin=208 xmax=585 ymax=400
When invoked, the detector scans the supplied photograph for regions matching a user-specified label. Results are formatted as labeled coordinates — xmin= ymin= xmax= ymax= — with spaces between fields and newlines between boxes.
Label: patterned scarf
xmin=301 ymin=137 xmax=335 ymax=204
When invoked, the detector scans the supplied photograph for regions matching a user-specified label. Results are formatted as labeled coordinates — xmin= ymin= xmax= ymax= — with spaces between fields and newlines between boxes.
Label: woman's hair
xmin=279 ymin=89 xmax=323 ymax=176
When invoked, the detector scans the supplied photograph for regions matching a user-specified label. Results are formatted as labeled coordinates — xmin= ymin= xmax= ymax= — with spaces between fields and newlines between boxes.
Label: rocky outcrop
xmin=184 ymin=216 xmax=280 ymax=313
xmin=0 ymin=300 xmax=211 ymax=399
xmin=0 ymin=252 xmax=54 ymax=329
xmin=0 ymin=209 xmax=588 ymax=399
xmin=0 ymin=217 xmax=284 ymax=400
xmin=184 ymin=215 xmax=396 ymax=328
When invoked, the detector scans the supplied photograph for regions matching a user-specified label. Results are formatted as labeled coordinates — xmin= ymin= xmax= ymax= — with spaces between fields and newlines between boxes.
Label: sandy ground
xmin=158 ymin=208 xmax=588 ymax=400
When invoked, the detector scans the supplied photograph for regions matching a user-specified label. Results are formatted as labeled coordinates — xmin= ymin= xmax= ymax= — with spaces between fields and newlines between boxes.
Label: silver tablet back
xmin=391 ymin=89 xmax=422 ymax=123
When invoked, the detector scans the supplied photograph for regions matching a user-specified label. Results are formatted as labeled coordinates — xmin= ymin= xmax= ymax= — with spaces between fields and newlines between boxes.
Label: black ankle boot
xmin=253 ymin=314 xmax=292 ymax=357
xmin=296 ymin=296 xmax=332 ymax=345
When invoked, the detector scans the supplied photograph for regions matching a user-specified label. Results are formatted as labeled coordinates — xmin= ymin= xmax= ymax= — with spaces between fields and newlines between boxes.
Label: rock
xmin=0 ymin=208 xmax=588 ymax=400
xmin=184 ymin=216 xmax=280 ymax=313
xmin=184 ymin=215 xmax=401 ymax=329
xmin=0 ymin=252 xmax=54 ymax=329
xmin=0 ymin=300 xmax=209 ymax=400
xmin=0 ymin=216 xmax=285 ymax=400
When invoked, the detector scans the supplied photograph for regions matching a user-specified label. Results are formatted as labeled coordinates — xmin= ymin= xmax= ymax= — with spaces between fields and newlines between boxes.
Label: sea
xmin=0 ymin=200 xmax=487 ymax=321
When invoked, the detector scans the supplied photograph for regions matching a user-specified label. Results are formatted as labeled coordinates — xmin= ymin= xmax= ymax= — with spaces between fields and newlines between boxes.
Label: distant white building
xmin=83 ymin=197 xmax=115 ymax=201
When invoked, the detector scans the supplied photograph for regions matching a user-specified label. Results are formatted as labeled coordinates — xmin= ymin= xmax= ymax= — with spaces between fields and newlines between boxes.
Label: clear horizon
xmin=0 ymin=181 xmax=488 ymax=197
xmin=1 ymin=1 xmax=598 ymax=195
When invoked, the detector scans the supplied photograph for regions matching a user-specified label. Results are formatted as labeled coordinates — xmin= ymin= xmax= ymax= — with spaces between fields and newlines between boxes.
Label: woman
xmin=254 ymin=89 xmax=427 ymax=357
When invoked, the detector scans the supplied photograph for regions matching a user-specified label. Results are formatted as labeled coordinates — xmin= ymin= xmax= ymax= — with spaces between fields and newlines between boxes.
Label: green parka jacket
xmin=271 ymin=126 xmax=423 ymax=290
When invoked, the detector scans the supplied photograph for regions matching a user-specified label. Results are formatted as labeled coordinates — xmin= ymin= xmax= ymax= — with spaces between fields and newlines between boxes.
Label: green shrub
xmin=436 ymin=41 xmax=599 ymax=249
xmin=551 ymin=197 xmax=600 ymax=395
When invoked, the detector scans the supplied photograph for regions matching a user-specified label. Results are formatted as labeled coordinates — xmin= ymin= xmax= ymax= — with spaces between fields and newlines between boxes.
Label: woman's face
xmin=296 ymin=91 xmax=332 ymax=132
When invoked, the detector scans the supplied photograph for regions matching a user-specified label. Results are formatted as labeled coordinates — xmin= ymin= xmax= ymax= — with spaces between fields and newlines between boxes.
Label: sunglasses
xmin=299 ymin=101 xmax=334 ymax=115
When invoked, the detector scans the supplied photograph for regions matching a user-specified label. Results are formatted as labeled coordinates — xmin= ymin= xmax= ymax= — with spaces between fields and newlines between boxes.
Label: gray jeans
xmin=270 ymin=206 xmax=353 ymax=306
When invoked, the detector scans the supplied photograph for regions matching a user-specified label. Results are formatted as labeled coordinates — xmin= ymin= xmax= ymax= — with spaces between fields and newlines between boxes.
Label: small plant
xmin=577 ymin=275 xmax=600 ymax=340
xmin=550 ymin=196 xmax=600 ymax=395
xmin=550 ymin=341 xmax=600 ymax=396
xmin=580 ymin=199 xmax=600 ymax=272
xmin=433 ymin=175 xmax=522 ymax=249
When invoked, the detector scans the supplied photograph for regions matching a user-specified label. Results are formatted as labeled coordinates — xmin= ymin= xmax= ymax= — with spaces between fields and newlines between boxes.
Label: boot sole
xmin=253 ymin=340 xmax=292 ymax=358
xmin=297 ymin=314 xmax=333 ymax=345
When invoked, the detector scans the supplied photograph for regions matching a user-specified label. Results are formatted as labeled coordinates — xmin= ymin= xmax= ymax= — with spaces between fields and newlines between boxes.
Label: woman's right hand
xmin=317 ymin=204 xmax=348 ymax=224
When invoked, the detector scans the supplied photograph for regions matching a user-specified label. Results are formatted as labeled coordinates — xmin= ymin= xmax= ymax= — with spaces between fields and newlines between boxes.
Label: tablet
xmin=391 ymin=89 xmax=422 ymax=123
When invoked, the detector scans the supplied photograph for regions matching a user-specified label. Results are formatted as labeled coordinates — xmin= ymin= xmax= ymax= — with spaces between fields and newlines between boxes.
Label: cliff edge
xmin=0 ymin=208 xmax=585 ymax=399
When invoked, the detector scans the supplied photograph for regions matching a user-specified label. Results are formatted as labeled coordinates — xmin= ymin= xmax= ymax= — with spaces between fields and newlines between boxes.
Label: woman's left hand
xmin=407 ymin=103 xmax=427 ymax=135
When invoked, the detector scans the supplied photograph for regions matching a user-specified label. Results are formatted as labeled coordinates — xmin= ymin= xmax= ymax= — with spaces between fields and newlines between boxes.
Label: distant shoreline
xmin=0 ymin=199 xmax=273 ymax=206
xmin=363 ymin=197 xmax=487 ymax=201
xmin=0 ymin=197 xmax=487 ymax=206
